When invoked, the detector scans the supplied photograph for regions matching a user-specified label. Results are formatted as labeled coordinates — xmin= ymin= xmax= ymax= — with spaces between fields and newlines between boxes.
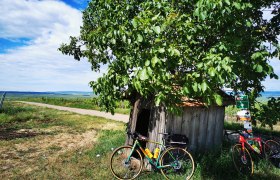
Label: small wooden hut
xmin=125 ymin=91 xmax=234 ymax=153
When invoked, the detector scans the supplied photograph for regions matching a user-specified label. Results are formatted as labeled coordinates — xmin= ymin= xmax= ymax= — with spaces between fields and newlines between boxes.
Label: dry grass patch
xmin=0 ymin=102 xmax=125 ymax=179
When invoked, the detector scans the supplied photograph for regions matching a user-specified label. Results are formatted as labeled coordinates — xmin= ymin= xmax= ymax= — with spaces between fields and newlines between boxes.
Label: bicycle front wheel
xmin=231 ymin=144 xmax=254 ymax=175
xmin=110 ymin=146 xmax=143 ymax=180
xmin=160 ymin=147 xmax=195 ymax=180
xmin=264 ymin=140 xmax=280 ymax=167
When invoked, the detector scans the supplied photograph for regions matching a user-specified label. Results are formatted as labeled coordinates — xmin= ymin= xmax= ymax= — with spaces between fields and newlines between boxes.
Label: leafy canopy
xmin=253 ymin=97 xmax=280 ymax=129
xmin=59 ymin=0 xmax=280 ymax=113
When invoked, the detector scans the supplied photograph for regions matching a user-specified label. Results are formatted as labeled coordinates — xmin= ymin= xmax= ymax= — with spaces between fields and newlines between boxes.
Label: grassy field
xmin=0 ymin=101 xmax=125 ymax=179
xmin=10 ymin=96 xmax=131 ymax=114
xmin=1 ymin=102 xmax=280 ymax=179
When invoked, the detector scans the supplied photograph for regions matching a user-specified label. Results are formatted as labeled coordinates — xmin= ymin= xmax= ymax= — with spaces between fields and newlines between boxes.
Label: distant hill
xmin=0 ymin=91 xmax=95 ymax=98
xmin=1 ymin=91 xmax=279 ymax=99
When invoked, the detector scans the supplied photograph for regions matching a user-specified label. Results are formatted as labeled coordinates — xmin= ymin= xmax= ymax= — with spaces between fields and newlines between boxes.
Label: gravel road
xmin=18 ymin=101 xmax=129 ymax=123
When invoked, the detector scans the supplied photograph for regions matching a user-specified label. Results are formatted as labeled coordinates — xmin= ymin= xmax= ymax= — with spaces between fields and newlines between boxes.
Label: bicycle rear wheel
xmin=110 ymin=146 xmax=143 ymax=180
xmin=264 ymin=140 xmax=280 ymax=167
xmin=231 ymin=144 xmax=254 ymax=175
xmin=160 ymin=147 xmax=195 ymax=180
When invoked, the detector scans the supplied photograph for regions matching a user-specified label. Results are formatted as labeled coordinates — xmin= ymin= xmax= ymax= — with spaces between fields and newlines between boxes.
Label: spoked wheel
xmin=231 ymin=144 xmax=254 ymax=175
xmin=110 ymin=146 xmax=143 ymax=180
xmin=160 ymin=147 xmax=195 ymax=180
xmin=264 ymin=140 xmax=280 ymax=168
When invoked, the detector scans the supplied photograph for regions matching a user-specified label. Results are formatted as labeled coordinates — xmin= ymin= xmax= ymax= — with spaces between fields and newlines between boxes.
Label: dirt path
xmin=17 ymin=101 xmax=129 ymax=123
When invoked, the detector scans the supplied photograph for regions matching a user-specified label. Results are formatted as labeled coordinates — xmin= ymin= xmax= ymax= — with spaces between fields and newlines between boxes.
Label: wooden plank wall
xmin=151 ymin=106 xmax=226 ymax=152
xmin=146 ymin=106 xmax=166 ymax=152
xmin=171 ymin=106 xmax=224 ymax=152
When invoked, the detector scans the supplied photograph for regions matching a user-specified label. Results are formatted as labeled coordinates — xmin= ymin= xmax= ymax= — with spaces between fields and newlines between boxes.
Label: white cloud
xmin=0 ymin=0 xmax=102 ymax=91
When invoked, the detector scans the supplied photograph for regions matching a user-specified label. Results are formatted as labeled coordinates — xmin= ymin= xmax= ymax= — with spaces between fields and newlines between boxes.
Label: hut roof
xmin=180 ymin=89 xmax=235 ymax=107
xmin=124 ymin=89 xmax=235 ymax=107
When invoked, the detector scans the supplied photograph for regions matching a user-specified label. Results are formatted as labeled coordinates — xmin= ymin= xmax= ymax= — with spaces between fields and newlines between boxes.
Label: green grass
xmin=0 ymin=101 xmax=125 ymax=179
xmin=30 ymin=130 xmax=280 ymax=180
xmin=1 ymin=102 xmax=280 ymax=179
xmin=0 ymin=102 xmax=112 ymax=132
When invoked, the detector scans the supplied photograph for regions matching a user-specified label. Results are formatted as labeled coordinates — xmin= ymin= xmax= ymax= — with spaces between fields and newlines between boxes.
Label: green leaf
xmin=151 ymin=56 xmax=159 ymax=67
xmin=192 ymin=82 xmax=198 ymax=92
xmin=246 ymin=21 xmax=252 ymax=27
xmin=233 ymin=2 xmax=241 ymax=9
xmin=152 ymin=13 xmax=160 ymax=21
xmin=225 ymin=0 xmax=230 ymax=5
xmin=194 ymin=8 xmax=200 ymax=17
xmin=214 ymin=94 xmax=223 ymax=106
xmin=201 ymin=81 xmax=208 ymax=92
xmin=122 ymin=35 xmax=126 ymax=42
xmin=256 ymin=65 xmax=263 ymax=73
xmin=145 ymin=60 xmax=150 ymax=67
xmin=251 ymin=52 xmax=262 ymax=59
xmin=208 ymin=67 xmax=216 ymax=76
xmin=158 ymin=48 xmax=165 ymax=53
xmin=183 ymin=86 xmax=189 ymax=94
xmin=147 ymin=67 xmax=153 ymax=76
xmin=153 ymin=26 xmax=161 ymax=34
xmin=134 ymin=80 xmax=141 ymax=91
xmin=111 ymin=38 xmax=116 ymax=44
xmin=199 ymin=12 xmax=206 ymax=20
xmin=139 ymin=68 xmax=148 ymax=80
xmin=131 ymin=19 xmax=137 ymax=28
xmin=197 ymin=63 xmax=203 ymax=68
xmin=155 ymin=96 xmax=161 ymax=106
xmin=219 ymin=44 xmax=227 ymax=51
xmin=174 ymin=49 xmax=180 ymax=56
xmin=137 ymin=34 xmax=143 ymax=42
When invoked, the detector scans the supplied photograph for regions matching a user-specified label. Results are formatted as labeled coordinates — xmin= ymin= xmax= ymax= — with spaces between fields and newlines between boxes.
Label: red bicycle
xmin=225 ymin=129 xmax=280 ymax=175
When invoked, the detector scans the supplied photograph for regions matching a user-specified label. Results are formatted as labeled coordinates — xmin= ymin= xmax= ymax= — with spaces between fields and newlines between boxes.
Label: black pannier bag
xmin=165 ymin=134 xmax=189 ymax=148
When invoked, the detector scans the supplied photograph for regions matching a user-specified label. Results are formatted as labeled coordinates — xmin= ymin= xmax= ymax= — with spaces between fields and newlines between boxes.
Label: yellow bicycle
xmin=110 ymin=132 xmax=195 ymax=180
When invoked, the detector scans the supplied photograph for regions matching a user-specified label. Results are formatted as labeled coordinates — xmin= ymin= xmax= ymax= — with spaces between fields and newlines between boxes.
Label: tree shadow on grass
xmin=0 ymin=128 xmax=43 ymax=140
xmin=196 ymin=149 xmax=280 ymax=180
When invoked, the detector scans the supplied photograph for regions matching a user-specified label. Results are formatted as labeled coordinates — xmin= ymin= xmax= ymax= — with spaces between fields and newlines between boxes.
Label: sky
xmin=0 ymin=0 xmax=279 ymax=92
xmin=0 ymin=0 xmax=95 ymax=92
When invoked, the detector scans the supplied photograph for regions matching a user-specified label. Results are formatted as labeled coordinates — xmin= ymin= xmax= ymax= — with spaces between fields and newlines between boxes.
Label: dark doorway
xmin=135 ymin=109 xmax=151 ymax=148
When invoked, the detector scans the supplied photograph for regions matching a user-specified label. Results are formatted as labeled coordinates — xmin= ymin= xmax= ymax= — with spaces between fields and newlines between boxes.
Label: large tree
xmin=59 ymin=0 xmax=279 ymax=113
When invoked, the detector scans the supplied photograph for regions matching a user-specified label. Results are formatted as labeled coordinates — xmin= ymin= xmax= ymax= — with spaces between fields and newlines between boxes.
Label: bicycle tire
xmin=231 ymin=144 xmax=254 ymax=175
xmin=160 ymin=147 xmax=195 ymax=180
xmin=264 ymin=140 xmax=280 ymax=167
xmin=110 ymin=146 xmax=143 ymax=180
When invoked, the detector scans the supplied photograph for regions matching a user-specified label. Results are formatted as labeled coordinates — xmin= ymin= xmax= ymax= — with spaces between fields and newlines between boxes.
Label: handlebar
xmin=224 ymin=129 xmax=252 ymax=139
xmin=127 ymin=131 xmax=171 ymax=141
xmin=127 ymin=131 xmax=148 ymax=141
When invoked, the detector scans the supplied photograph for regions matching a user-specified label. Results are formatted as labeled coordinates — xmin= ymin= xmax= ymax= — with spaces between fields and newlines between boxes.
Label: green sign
xmin=235 ymin=95 xmax=249 ymax=109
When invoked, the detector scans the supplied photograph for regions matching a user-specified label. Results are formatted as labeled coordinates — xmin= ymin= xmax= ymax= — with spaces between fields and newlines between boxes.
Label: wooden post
xmin=0 ymin=92 xmax=6 ymax=110
xmin=125 ymin=98 xmax=141 ymax=145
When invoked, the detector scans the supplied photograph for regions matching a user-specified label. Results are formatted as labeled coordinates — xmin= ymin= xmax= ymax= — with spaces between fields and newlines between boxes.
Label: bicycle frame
xmin=127 ymin=139 xmax=176 ymax=169
xmin=239 ymin=135 xmax=263 ymax=155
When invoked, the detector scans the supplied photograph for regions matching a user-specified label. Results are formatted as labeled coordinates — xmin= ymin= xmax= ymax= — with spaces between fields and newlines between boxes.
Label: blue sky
xmin=0 ymin=0 xmax=279 ymax=92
